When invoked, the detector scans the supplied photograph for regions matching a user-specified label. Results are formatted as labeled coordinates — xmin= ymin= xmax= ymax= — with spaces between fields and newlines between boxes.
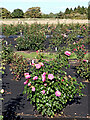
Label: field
xmin=0 ymin=18 xmax=89 ymax=25
xmin=1 ymin=22 xmax=90 ymax=119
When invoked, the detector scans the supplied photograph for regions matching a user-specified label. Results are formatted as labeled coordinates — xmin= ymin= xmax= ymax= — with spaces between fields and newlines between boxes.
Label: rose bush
xmin=23 ymin=53 xmax=85 ymax=117
xmin=9 ymin=53 xmax=30 ymax=80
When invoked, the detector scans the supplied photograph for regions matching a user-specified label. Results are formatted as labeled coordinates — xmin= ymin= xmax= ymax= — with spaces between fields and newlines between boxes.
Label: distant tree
xmin=74 ymin=7 xmax=77 ymax=11
xmin=11 ymin=9 xmax=24 ymax=18
xmin=41 ymin=14 xmax=50 ymax=18
xmin=0 ymin=8 xmax=11 ymax=18
xmin=65 ymin=8 xmax=70 ymax=14
xmin=88 ymin=5 xmax=90 ymax=20
xmin=48 ymin=12 xmax=54 ymax=18
xmin=69 ymin=8 xmax=73 ymax=13
xmin=24 ymin=7 xmax=41 ymax=18
xmin=57 ymin=11 xmax=64 ymax=18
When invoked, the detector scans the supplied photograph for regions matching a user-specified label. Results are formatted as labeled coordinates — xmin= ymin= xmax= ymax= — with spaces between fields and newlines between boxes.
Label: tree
xmin=57 ymin=11 xmax=64 ymax=18
xmin=65 ymin=8 xmax=70 ymax=14
xmin=11 ymin=9 xmax=24 ymax=18
xmin=0 ymin=8 xmax=11 ymax=19
xmin=24 ymin=7 xmax=41 ymax=18
xmin=88 ymin=4 xmax=90 ymax=20
xmin=69 ymin=8 xmax=73 ymax=14
xmin=74 ymin=7 xmax=77 ymax=11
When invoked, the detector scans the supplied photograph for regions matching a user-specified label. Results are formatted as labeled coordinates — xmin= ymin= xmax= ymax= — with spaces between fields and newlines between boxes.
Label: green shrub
xmin=23 ymin=53 xmax=85 ymax=117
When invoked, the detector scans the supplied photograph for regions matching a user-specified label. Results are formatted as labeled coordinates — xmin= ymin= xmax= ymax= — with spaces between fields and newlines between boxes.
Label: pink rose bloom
xmin=82 ymin=45 xmax=84 ymax=47
xmin=84 ymin=28 xmax=86 ymax=30
xmin=83 ymin=59 xmax=88 ymax=63
xmin=42 ymin=72 xmax=46 ymax=76
xmin=62 ymin=79 xmax=64 ymax=82
xmin=48 ymin=74 xmax=54 ymax=80
xmin=24 ymin=73 xmax=29 ymax=76
xmin=44 ymin=83 xmax=47 ymax=86
xmin=64 ymin=51 xmax=71 ymax=56
xmin=32 ymin=63 xmax=34 ymax=65
xmin=41 ymin=90 xmax=45 ymax=94
xmin=33 ymin=76 xmax=38 ymax=80
xmin=40 ymin=62 xmax=44 ymax=66
xmin=36 ymin=50 xmax=38 ymax=53
xmin=35 ymin=64 xmax=41 ymax=69
xmin=24 ymin=80 xmax=28 ymax=85
xmin=83 ymin=59 xmax=86 ymax=62
xmin=28 ymin=82 xmax=31 ymax=86
xmin=73 ymin=49 xmax=76 ymax=51
xmin=32 ymin=87 xmax=35 ymax=92
xmin=55 ymin=91 xmax=61 ymax=97
xmin=25 ymin=75 xmax=31 ymax=79
xmin=42 ymin=75 xmax=46 ymax=82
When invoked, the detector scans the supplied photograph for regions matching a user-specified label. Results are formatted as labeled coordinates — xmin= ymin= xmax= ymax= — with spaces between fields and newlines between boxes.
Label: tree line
xmin=0 ymin=5 xmax=89 ymax=19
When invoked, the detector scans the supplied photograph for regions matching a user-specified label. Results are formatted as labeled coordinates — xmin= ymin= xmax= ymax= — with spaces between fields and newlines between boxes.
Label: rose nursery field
xmin=0 ymin=23 xmax=90 ymax=120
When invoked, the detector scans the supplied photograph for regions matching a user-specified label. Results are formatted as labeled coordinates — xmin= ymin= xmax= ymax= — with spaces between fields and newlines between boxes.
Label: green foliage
xmin=16 ymin=23 xmax=46 ymax=51
xmin=24 ymin=7 xmax=41 ymax=18
xmin=76 ymin=60 xmax=89 ymax=81
xmin=88 ymin=4 xmax=90 ymax=20
xmin=0 ymin=7 xmax=11 ymax=18
xmin=2 ymin=23 xmax=25 ymax=36
xmin=11 ymin=9 xmax=24 ymax=18
xmin=9 ymin=53 xmax=30 ymax=80
xmin=1 ymin=40 xmax=13 ymax=64
xmin=23 ymin=53 xmax=85 ymax=117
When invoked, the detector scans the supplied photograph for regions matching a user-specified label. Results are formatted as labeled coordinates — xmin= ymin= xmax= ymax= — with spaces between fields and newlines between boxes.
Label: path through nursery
xmin=1 ymin=23 xmax=90 ymax=120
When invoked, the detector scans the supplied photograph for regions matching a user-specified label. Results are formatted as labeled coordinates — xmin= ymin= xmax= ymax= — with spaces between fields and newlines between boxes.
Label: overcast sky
xmin=0 ymin=0 xmax=89 ymax=14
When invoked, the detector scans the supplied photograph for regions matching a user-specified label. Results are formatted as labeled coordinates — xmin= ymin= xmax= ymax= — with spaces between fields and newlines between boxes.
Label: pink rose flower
xmin=32 ymin=63 xmax=34 ymax=65
xmin=32 ymin=87 xmax=35 ymax=92
xmin=24 ymin=73 xmax=29 ymax=76
xmin=64 ymin=51 xmax=71 ymax=56
xmin=48 ymin=74 xmax=54 ymax=80
xmin=44 ymin=83 xmax=47 ymax=86
xmin=82 ymin=45 xmax=84 ymax=47
xmin=28 ymin=82 xmax=31 ymax=86
xmin=62 ymin=79 xmax=64 ymax=82
xmin=41 ymin=90 xmax=45 ymax=94
xmin=36 ymin=50 xmax=38 ymax=53
xmin=73 ymin=49 xmax=76 ymax=51
xmin=83 ymin=59 xmax=88 ymax=63
xmin=40 ymin=62 xmax=44 ymax=66
xmin=55 ymin=91 xmax=61 ymax=97
xmin=42 ymin=72 xmax=46 ymax=76
xmin=35 ymin=64 xmax=41 ymax=69
xmin=42 ymin=75 xmax=46 ymax=82
xmin=25 ymin=75 xmax=31 ymax=79
xmin=33 ymin=76 xmax=38 ymax=80
xmin=24 ymin=80 xmax=29 ymax=85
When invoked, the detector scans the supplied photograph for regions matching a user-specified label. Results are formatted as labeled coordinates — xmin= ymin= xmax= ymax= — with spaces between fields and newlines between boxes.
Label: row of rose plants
xmin=68 ymin=38 xmax=89 ymax=81
xmin=2 ymin=23 xmax=88 ymax=52
xmin=23 ymin=50 xmax=85 ymax=117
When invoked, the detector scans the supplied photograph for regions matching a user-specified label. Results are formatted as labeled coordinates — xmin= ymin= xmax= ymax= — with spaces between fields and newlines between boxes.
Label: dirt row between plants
xmin=0 ymin=19 xmax=89 ymax=25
